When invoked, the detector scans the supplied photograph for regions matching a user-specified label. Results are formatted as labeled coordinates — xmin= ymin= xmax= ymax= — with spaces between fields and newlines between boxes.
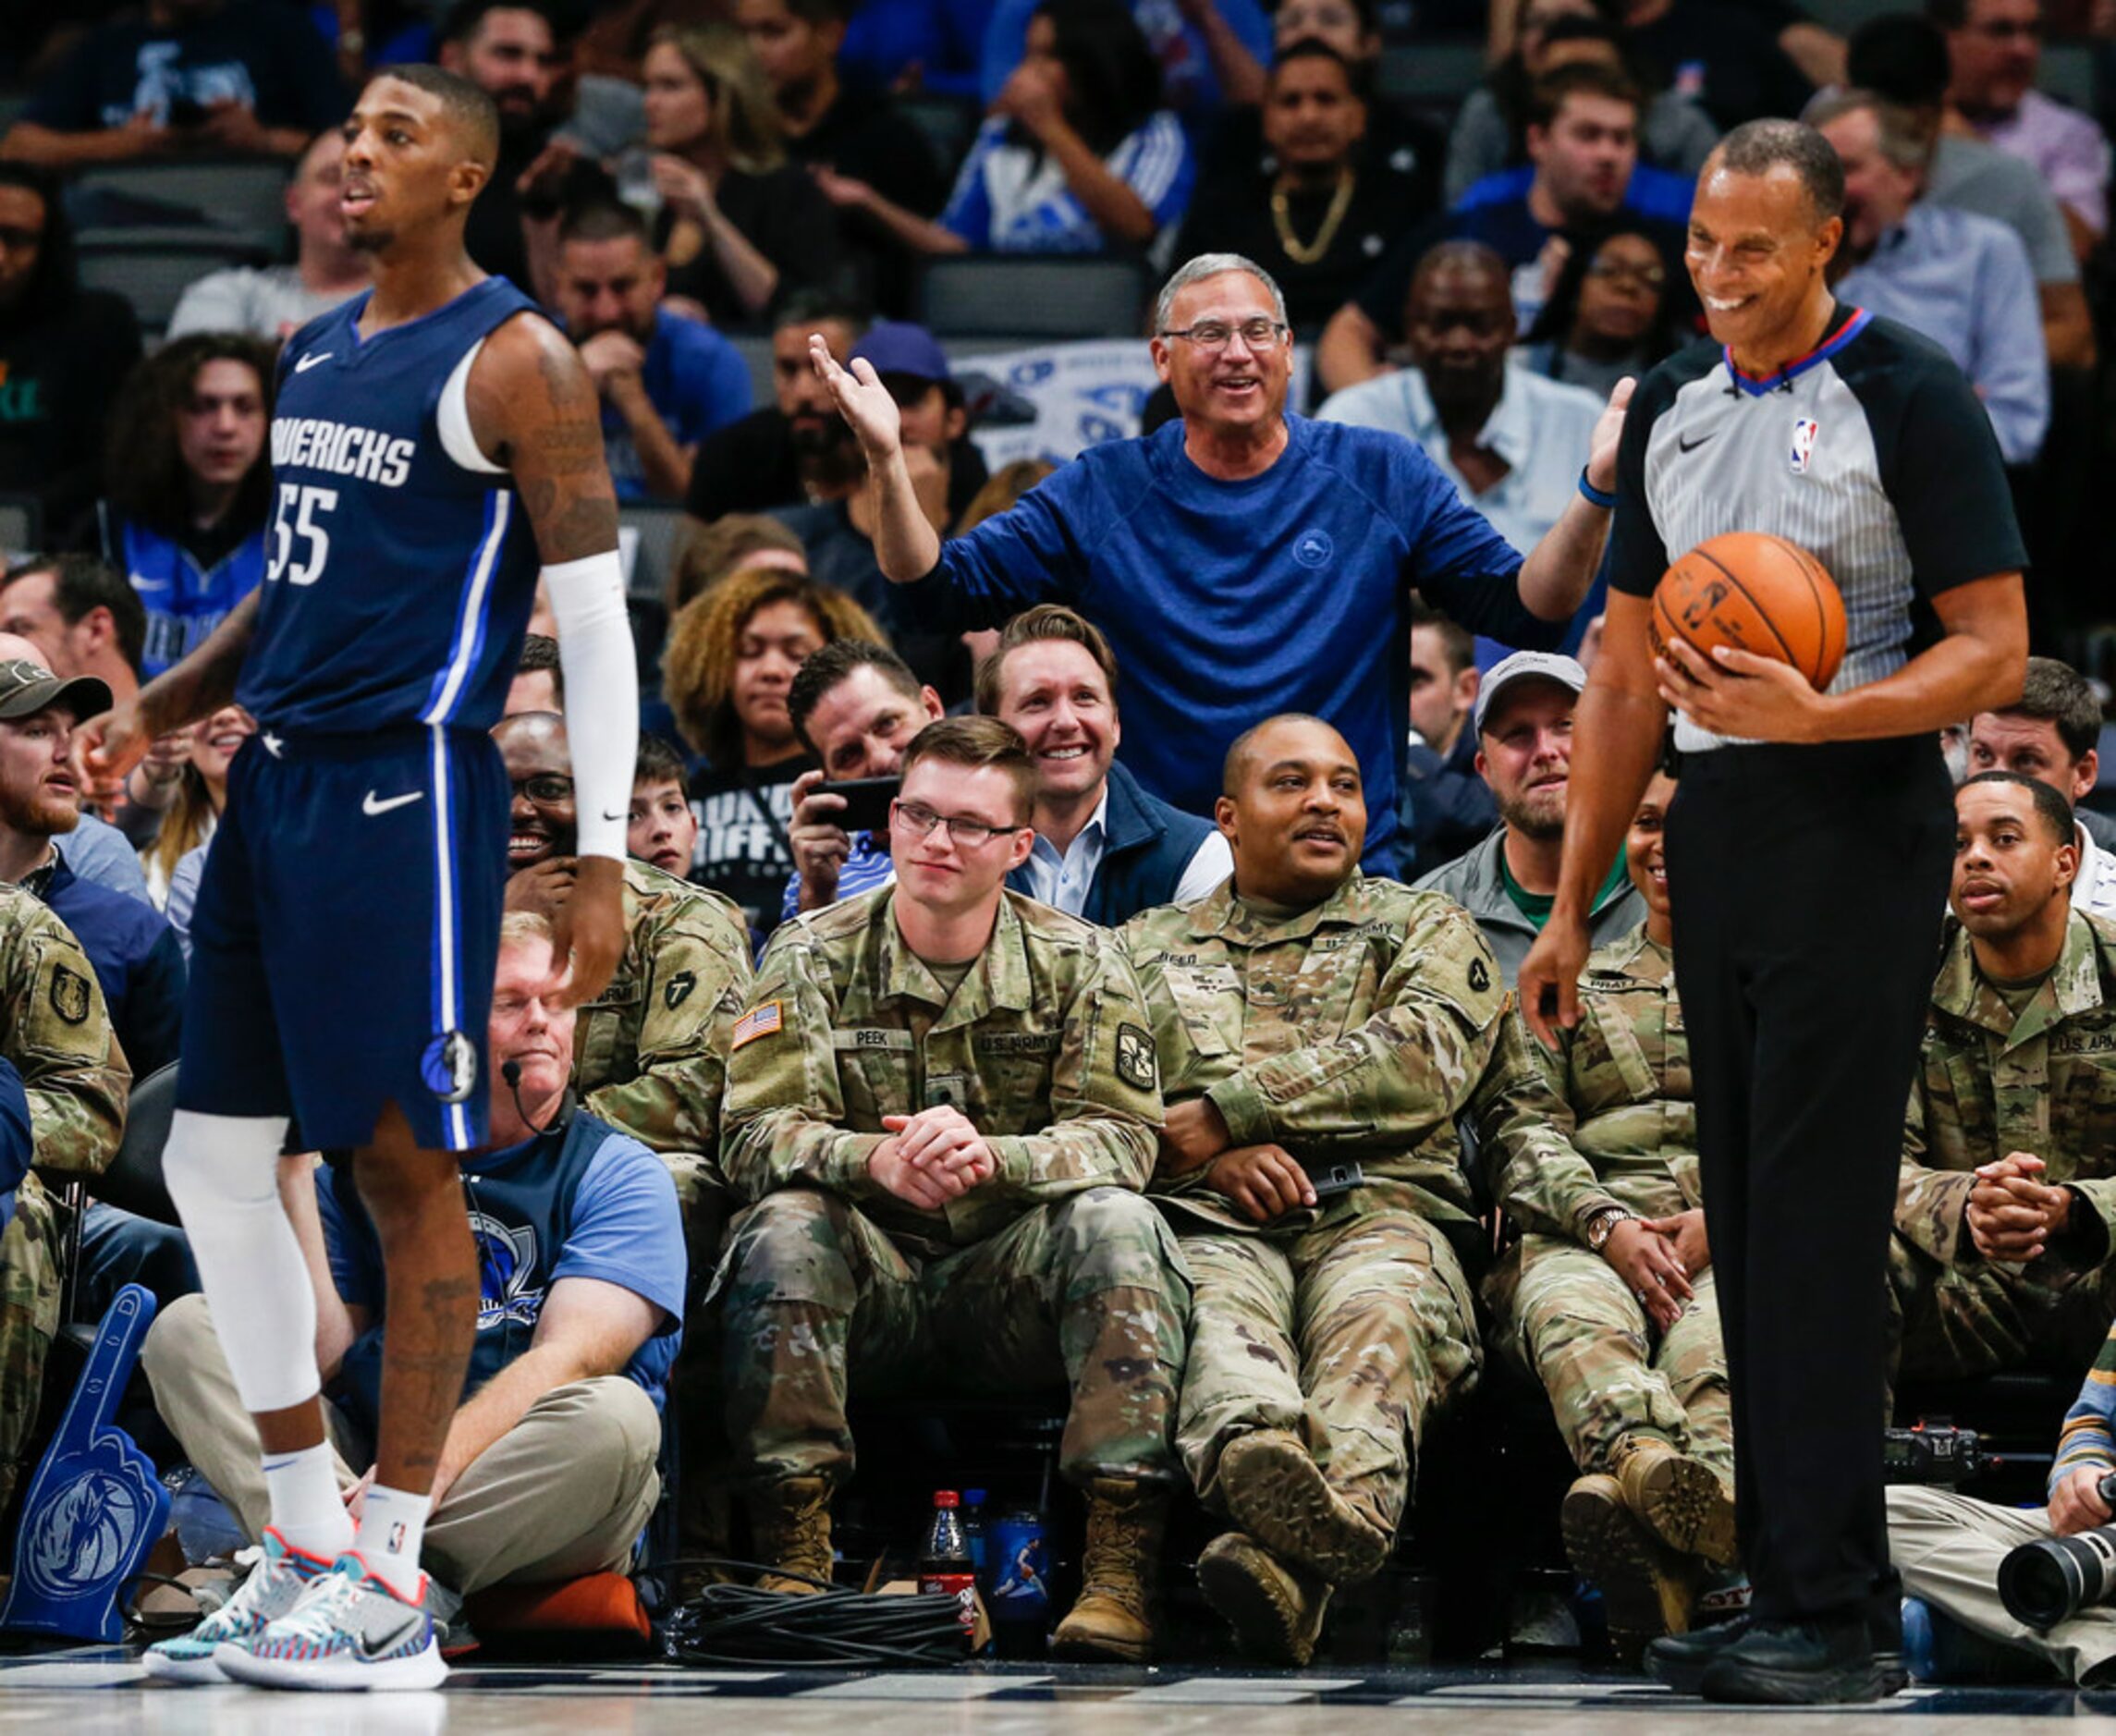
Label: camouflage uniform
xmin=1123 ymin=874 xmax=1508 ymax=1544
xmin=716 ymin=886 xmax=1185 ymax=1490
xmin=0 ymin=886 xmax=131 ymax=1513
xmin=1479 ymin=925 xmax=1731 ymax=1486
xmin=1890 ymin=910 xmax=2116 ymax=1379
xmin=570 ymin=860 xmax=752 ymax=1557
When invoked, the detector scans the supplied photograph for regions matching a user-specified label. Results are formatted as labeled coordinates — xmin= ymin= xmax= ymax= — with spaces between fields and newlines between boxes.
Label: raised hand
xmin=810 ymin=336 xmax=902 ymax=461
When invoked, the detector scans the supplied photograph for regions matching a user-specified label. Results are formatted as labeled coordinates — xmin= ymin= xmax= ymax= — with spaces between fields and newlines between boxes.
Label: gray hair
xmin=1154 ymin=253 xmax=1289 ymax=334
xmin=1803 ymin=87 xmax=1935 ymax=176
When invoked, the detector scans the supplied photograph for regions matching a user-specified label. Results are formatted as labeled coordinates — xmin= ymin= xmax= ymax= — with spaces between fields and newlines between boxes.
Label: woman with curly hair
xmin=636 ymin=20 xmax=844 ymax=325
xmin=661 ymin=565 xmax=885 ymax=936
xmin=85 ymin=333 xmax=277 ymax=680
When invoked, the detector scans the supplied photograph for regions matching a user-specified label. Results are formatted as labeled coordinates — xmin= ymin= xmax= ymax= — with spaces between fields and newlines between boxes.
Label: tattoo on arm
xmin=490 ymin=322 xmax=621 ymax=565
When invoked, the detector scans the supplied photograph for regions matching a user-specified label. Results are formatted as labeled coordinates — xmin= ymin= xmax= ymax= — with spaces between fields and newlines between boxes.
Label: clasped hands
xmin=1966 ymin=1151 xmax=2073 ymax=1263
xmin=868 ymin=1105 xmax=997 ymax=1210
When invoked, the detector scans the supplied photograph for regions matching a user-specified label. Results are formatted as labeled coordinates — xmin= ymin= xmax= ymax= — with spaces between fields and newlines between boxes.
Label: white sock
xmin=261 ymin=1441 xmax=354 ymax=1564
xmin=358 ymin=1484 xmax=434 ymax=1602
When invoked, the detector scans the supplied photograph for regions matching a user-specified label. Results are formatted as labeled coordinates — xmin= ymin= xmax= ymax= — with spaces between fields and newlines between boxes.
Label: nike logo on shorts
xmin=362 ymin=789 xmax=424 ymax=817
xmin=294 ymin=351 xmax=334 ymax=373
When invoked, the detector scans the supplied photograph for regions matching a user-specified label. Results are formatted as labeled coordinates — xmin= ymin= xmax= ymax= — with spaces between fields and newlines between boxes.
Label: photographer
xmin=1886 ymin=1331 xmax=2116 ymax=1684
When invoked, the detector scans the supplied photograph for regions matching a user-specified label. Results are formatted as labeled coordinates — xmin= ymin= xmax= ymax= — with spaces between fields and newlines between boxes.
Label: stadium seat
xmin=618 ymin=502 xmax=696 ymax=607
xmin=89 ymin=1062 xmax=180 ymax=1229
xmin=0 ymin=494 xmax=40 ymax=558
xmin=917 ymin=256 xmax=1149 ymax=341
xmin=69 ymin=159 xmax=292 ymax=238
xmin=76 ymin=227 xmax=275 ymax=334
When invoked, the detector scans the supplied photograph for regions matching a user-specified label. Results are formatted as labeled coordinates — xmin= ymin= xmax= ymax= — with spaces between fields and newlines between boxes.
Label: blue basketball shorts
xmin=177 ymin=724 xmax=508 ymax=1151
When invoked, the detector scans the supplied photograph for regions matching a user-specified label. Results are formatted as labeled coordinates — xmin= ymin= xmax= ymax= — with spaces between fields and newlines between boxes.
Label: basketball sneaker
xmin=143 ymin=1528 xmax=337 ymax=1684
xmin=215 ymin=1550 xmax=446 ymax=1691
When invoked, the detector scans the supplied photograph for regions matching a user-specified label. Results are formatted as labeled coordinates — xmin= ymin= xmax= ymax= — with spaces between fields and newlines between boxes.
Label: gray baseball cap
xmin=0 ymin=659 xmax=110 ymax=723
xmin=1473 ymin=650 xmax=1587 ymax=737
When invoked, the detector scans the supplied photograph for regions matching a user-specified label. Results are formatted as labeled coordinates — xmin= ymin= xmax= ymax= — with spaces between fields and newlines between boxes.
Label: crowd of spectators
xmin=1 ymin=0 xmax=2115 ymax=1688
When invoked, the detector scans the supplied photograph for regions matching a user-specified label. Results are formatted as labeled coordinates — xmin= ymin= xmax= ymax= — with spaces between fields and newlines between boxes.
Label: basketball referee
xmin=1519 ymin=121 xmax=2028 ymax=1704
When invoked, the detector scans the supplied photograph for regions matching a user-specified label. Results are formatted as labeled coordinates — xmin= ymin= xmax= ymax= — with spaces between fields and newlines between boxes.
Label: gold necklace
xmin=1270 ymin=167 xmax=1355 ymax=266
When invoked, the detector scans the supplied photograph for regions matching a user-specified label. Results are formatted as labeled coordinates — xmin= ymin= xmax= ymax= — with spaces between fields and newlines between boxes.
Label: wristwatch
xmin=1584 ymin=1205 xmax=1636 ymax=1253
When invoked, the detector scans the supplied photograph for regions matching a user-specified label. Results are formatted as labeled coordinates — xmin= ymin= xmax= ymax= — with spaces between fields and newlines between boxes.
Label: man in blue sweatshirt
xmin=811 ymin=250 xmax=1628 ymax=875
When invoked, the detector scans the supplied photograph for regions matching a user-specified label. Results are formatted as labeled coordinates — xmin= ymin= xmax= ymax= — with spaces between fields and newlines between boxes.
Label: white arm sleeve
xmin=541 ymin=550 xmax=638 ymax=862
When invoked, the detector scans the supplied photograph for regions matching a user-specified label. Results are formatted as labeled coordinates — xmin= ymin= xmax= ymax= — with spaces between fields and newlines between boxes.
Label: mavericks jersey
xmin=239 ymin=277 xmax=544 ymax=736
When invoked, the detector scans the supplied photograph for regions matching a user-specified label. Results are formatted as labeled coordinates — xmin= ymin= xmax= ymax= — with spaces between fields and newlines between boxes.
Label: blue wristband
xmin=1578 ymin=468 xmax=1618 ymax=509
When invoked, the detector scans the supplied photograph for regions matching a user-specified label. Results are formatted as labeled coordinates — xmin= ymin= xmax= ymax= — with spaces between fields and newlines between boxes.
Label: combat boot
xmin=746 ymin=1476 xmax=834 ymax=1594
xmin=1049 ymin=1478 xmax=1167 ymax=1662
xmin=1195 ymin=1531 xmax=1331 ymax=1665
xmin=1562 ymin=1473 xmax=1697 ymax=1666
xmin=1613 ymin=1436 xmax=1738 ymax=1567
xmin=1218 ymin=1428 xmax=1391 ymax=1584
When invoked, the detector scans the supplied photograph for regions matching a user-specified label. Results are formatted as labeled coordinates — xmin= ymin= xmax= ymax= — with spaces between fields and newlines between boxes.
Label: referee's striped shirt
xmin=1606 ymin=303 xmax=2027 ymax=753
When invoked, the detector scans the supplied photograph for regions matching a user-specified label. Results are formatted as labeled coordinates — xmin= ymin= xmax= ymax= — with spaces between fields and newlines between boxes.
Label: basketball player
xmin=1518 ymin=121 xmax=2027 ymax=1703
xmin=80 ymin=67 xmax=637 ymax=1690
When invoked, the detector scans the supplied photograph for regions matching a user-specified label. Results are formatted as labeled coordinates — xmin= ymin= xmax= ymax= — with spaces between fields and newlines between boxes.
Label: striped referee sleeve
xmin=2049 ymin=1319 xmax=2116 ymax=1500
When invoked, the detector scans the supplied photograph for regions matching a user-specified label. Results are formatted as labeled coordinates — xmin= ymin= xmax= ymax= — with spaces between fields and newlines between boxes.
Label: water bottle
xmin=919 ymin=1490 xmax=978 ymax=1643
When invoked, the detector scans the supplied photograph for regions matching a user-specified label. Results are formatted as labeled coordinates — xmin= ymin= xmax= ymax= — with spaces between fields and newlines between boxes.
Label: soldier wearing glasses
xmin=716 ymin=716 xmax=1189 ymax=1662
xmin=810 ymin=250 xmax=1630 ymax=875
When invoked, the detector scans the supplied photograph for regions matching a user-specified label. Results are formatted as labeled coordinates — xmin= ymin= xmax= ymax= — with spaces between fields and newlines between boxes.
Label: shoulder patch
xmin=49 ymin=963 xmax=90 ymax=1027
xmin=731 ymin=1000 xmax=784 ymax=1049
xmin=665 ymin=970 xmax=697 ymax=1011
xmin=1467 ymin=957 xmax=1490 ymax=995
xmin=1115 ymin=1022 xmax=1157 ymax=1092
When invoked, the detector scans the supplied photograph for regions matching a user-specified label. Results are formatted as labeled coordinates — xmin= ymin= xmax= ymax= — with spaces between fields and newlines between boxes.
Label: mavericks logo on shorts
xmin=422 ymin=1029 xmax=479 ymax=1104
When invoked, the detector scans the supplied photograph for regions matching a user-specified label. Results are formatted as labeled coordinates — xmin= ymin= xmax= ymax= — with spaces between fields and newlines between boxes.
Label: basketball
xmin=1649 ymin=532 xmax=1847 ymax=691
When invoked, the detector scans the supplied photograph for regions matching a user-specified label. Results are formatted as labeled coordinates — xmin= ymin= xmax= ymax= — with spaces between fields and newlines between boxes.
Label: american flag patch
xmin=732 ymin=1000 xmax=785 ymax=1049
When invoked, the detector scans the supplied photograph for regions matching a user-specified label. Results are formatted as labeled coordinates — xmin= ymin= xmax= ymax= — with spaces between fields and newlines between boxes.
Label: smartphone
xmin=1308 ymin=1161 xmax=1365 ymax=1203
xmin=813 ymin=776 xmax=901 ymax=835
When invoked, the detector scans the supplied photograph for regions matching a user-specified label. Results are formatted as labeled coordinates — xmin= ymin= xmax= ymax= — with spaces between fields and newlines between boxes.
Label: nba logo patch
xmin=1790 ymin=417 xmax=1819 ymax=474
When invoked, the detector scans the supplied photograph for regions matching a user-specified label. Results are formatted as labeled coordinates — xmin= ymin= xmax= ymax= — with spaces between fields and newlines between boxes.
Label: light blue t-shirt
xmin=320 ymin=1112 xmax=686 ymax=1431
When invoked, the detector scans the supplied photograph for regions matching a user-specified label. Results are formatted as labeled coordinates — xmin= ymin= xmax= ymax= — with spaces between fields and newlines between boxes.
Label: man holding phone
xmin=778 ymin=639 xmax=944 ymax=926
xmin=1121 ymin=713 xmax=1542 ymax=1666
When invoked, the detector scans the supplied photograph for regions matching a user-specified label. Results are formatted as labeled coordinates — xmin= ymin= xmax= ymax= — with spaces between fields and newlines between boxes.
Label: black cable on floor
xmin=654 ymin=1558 xmax=975 ymax=1668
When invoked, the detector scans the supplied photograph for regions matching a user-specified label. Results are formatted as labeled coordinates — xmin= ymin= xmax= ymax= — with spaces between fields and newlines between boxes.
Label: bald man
xmin=1318 ymin=241 xmax=1609 ymax=561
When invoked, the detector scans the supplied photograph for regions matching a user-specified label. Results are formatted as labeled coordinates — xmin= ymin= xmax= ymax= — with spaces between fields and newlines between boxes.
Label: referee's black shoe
xmin=1644 ymin=1613 xmax=1752 ymax=1693
xmin=1698 ymin=1615 xmax=1902 ymax=1705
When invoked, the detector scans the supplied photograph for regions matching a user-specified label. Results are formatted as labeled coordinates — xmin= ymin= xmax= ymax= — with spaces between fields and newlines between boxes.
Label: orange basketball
xmin=1649 ymin=532 xmax=1847 ymax=691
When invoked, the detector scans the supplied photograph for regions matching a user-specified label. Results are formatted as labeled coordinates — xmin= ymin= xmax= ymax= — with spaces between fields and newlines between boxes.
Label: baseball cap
xmin=850 ymin=321 xmax=950 ymax=385
xmin=0 ymin=659 xmax=110 ymax=723
xmin=1474 ymin=650 xmax=1586 ymax=737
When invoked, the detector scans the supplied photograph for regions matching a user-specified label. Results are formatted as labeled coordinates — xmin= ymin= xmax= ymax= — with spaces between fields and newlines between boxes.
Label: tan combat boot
xmin=1217 ymin=1428 xmax=1391 ymax=1585
xmin=1195 ymin=1531 xmax=1332 ymax=1665
xmin=1049 ymin=1477 xmax=1167 ymax=1662
xmin=1561 ymin=1472 xmax=1697 ymax=1666
xmin=1612 ymin=1436 xmax=1739 ymax=1568
xmin=746 ymin=1476 xmax=834 ymax=1594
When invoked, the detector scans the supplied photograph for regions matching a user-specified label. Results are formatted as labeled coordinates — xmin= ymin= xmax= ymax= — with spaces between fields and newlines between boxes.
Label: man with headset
xmin=141 ymin=911 xmax=685 ymax=1661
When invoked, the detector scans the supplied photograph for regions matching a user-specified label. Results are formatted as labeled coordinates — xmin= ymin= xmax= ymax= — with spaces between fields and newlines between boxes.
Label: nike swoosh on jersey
xmin=362 ymin=789 xmax=425 ymax=816
xmin=1677 ymin=430 xmax=1717 ymax=453
xmin=294 ymin=351 xmax=334 ymax=373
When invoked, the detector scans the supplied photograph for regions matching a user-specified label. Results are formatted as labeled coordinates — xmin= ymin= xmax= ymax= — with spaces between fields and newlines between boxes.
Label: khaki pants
xmin=142 ymin=1294 xmax=662 ymax=1595
xmin=1887 ymin=1484 xmax=2116 ymax=1684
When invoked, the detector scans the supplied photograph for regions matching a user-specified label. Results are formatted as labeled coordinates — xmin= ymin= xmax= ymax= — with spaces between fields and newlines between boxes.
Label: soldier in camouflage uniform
xmin=0 ymin=884 xmax=132 ymax=1515
xmin=495 ymin=713 xmax=752 ymax=1558
xmin=716 ymin=718 xmax=1186 ymax=1662
xmin=1125 ymin=714 xmax=1524 ymax=1665
xmin=1481 ymin=764 xmax=1735 ymax=1657
xmin=1891 ymin=773 xmax=2116 ymax=1380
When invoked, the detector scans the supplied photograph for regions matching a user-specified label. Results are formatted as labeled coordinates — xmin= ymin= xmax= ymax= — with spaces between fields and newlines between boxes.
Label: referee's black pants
xmin=1665 ymin=735 xmax=1952 ymax=1625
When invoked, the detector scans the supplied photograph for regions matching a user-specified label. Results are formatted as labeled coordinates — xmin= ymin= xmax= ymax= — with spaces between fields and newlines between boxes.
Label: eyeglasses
xmin=1156 ymin=318 xmax=1290 ymax=352
xmin=891 ymin=799 xmax=1021 ymax=849
xmin=1586 ymin=256 xmax=1667 ymax=289
xmin=511 ymin=774 xmax=574 ymax=804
